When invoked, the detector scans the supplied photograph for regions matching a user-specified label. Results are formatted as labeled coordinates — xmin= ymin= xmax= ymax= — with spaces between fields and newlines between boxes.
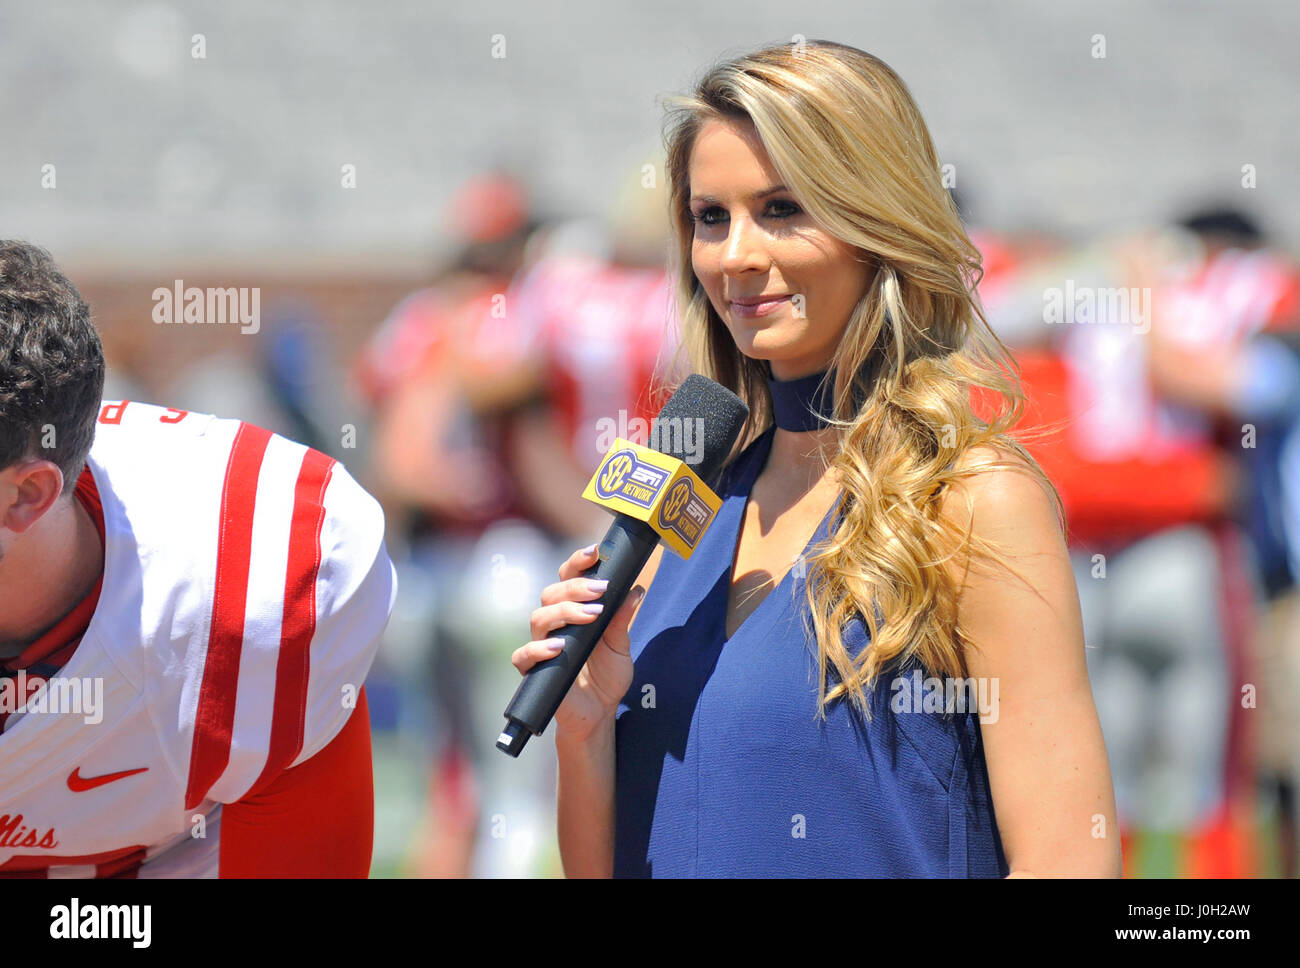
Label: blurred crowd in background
xmin=967 ymin=198 xmax=1300 ymax=880
xmin=87 ymin=163 xmax=1300 ymax=878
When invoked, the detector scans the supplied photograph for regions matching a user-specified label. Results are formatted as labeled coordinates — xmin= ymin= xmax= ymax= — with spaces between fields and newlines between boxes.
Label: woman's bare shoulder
xmin=940 ymin=441 xmax=1062 ymax=534
xmin=935 ymin=440 xmax=1069 ymax=595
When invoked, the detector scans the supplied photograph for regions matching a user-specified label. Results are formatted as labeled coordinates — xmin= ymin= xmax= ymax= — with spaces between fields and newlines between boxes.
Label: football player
xmin=0 ymin=240 xmax=397 ymax=877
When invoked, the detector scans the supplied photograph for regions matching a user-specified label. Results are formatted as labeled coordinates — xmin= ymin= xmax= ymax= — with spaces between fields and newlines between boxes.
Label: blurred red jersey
xmin=506 ymin=253 xmax=678 ymax=472
xmin=1001 ymin=245 xmax=1300 ymax=545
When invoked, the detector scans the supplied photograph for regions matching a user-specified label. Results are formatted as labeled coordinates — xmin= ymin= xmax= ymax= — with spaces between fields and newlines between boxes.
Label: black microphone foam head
xmin=650 ymin=374 xmax=749 ymax=489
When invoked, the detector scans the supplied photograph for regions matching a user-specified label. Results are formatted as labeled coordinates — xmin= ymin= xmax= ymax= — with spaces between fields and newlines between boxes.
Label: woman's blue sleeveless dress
xmin=614 ymin=425 xmax=1009 ymax=877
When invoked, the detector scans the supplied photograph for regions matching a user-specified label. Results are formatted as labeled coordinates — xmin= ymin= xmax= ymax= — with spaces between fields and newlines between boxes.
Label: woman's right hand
xmin=511 ymin=543 xmax=644 ymax=743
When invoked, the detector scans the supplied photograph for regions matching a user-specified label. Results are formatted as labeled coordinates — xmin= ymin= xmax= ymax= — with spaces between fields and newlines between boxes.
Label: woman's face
xmin=688 ymin=117 xmax=874 ymax=381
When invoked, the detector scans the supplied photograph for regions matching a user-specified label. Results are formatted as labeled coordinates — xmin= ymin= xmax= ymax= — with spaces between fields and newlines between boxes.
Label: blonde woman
xmin=512 ymin=39 xmax=1119 ymax=877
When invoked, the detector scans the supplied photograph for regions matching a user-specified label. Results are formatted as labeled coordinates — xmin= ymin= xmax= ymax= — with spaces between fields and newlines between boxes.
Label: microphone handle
xmin=496 ymin=514 xmax=660 ymax=757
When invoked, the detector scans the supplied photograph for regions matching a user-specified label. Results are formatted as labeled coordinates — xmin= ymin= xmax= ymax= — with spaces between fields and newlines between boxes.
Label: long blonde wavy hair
xmin=658 ymin=39 xmax=1064 ymax=721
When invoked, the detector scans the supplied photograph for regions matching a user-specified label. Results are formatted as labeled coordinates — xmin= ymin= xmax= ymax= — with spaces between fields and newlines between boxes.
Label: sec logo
xmin=659 ymin=479 xmax=691 ymax=527
xmin=596 ymin=451 xmax=636 ymax=499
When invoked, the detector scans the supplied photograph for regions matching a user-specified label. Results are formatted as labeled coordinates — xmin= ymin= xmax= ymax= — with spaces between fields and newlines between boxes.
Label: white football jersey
xmin=0 ymin=401 xmax=397 ymax=877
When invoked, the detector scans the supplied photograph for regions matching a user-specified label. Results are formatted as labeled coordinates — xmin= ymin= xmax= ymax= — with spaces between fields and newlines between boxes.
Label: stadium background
xmin=3 ymin=0 xmax=1299 ymax=877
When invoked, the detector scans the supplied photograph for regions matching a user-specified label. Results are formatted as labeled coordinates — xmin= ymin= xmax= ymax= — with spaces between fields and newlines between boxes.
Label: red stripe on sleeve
xmin=248 ymin=448 xmax=336 ymax=796
xmin=185 ymin=423 xmax=273 ymax=810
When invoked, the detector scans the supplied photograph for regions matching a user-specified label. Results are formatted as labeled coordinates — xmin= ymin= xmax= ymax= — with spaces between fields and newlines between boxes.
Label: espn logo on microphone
xmin=582 ymin=437 xmax=722 ymax=559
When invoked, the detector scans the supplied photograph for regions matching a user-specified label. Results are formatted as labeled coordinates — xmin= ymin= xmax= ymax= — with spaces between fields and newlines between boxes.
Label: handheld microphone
xmin=496 ymin=374 xmax=749 ymax=757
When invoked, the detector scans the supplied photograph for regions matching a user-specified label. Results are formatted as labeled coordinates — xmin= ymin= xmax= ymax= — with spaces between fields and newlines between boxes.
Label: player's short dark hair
xmin=0 ymin=241 xmax=105 ymax=493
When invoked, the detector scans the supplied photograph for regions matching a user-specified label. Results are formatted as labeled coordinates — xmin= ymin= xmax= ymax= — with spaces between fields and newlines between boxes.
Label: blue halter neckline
xmin=765 ymin=367 xmax=837 ymax=431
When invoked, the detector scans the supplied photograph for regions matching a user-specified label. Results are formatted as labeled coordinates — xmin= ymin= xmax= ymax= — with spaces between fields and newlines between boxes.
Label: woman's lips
xmin=729 ymin=294 xmax=791 ymax=318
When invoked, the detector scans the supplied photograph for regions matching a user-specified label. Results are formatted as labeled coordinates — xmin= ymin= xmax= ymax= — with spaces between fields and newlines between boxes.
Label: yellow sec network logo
xmin=659 ymin=478 xmax=691 ymax=527
xmin=596 ymin=451 xmax=636 ymax=498
xmin=581 ymin=436 xmax=721 ymax=559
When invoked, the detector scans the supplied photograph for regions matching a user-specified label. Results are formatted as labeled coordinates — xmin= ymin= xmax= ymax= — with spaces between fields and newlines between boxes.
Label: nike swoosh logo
xmin=67 ymin=766 xmax=149 ymax=792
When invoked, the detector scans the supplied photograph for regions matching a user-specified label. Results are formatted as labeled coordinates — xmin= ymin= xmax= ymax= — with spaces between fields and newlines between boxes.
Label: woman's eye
xmin=690 ymin=200 xmax=800 ymax=226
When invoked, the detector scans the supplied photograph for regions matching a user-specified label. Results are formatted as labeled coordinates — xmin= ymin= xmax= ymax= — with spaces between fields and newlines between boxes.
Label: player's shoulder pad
xmin=88 ymin=402 xmax=397 ymax=807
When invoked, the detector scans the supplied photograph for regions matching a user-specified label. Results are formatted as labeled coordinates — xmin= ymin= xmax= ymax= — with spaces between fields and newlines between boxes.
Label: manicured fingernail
xmin=581 ymin=603 xmax=605 ymax=615
xmin=582 ymin=543 xmax=598 ymax=555
xmin=632 ymin=586 xmax=646 ymax=604
xmin=543 ymin=638 xmax=565 ymax=652
xmin=586 ymin=579 xmax=609 ymax=594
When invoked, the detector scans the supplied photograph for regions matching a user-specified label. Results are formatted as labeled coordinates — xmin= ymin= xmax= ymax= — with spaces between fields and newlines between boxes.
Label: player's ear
xmin=0 ymin=459 xmax=66 ymax=534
